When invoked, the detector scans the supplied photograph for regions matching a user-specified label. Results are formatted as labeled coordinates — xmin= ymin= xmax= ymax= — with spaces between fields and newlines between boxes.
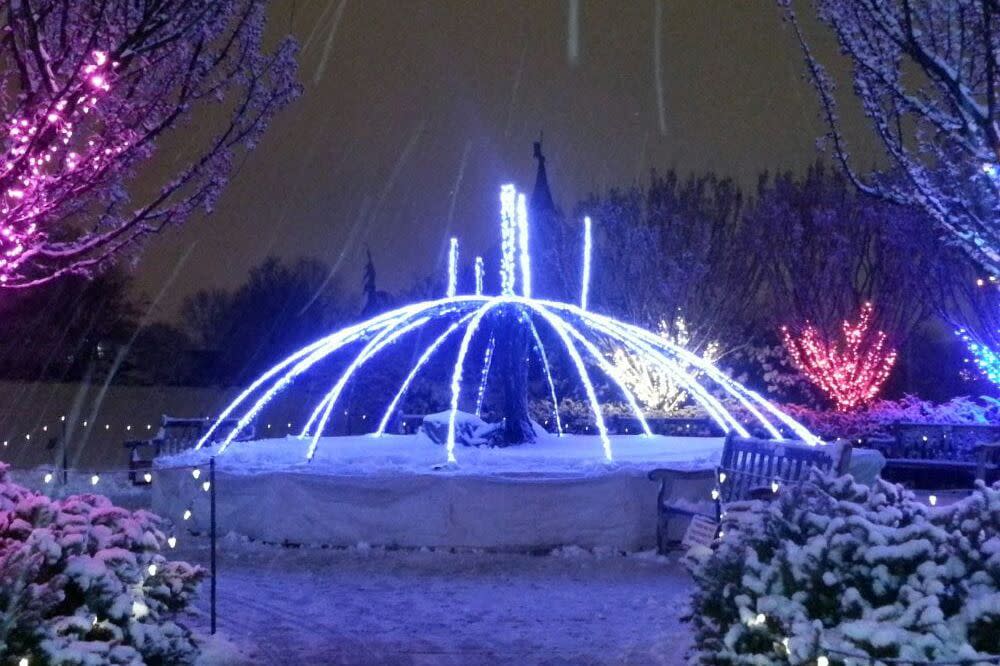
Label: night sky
xmin=134 ymin=1 xmax=877 ymax=319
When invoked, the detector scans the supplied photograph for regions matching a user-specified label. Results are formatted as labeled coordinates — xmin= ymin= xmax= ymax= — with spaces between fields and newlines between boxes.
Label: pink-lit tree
xmin=781 ymin=302 xmax=898 ymax=411
xmin=0 ymin=0 xmax=299 ymax=288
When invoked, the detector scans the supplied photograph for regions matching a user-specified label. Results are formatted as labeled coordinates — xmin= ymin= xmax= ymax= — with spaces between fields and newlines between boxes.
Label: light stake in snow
xmin=197 ymin=183 xmax=817 ymax=464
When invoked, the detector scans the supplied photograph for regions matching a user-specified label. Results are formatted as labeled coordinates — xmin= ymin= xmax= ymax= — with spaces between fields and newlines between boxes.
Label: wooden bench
xmin=873 ymin=423 xmax=1000 ymax=488
xmin=124 ymin=415 xmax=255 ymax=484
xmin=648 ymin=433 xmax=851 ymax=553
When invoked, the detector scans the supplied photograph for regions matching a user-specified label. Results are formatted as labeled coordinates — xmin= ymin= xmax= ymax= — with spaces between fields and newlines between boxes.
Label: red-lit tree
xmin=781 ymin=302 xmax=898 ymax=411
xmin=0 ymin=0 xmax=299 ymax=288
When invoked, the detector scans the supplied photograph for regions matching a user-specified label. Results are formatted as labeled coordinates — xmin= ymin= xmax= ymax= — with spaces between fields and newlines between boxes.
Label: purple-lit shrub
xmin=0 ymin=463 xmax=204 ymax=664
xmin=687 ymin=473 xmax=1000 ymax=664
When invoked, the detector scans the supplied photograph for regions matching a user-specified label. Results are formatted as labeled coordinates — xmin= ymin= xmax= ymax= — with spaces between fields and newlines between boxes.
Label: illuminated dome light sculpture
xmin=197 ymin=184 xmax=819 ymax=465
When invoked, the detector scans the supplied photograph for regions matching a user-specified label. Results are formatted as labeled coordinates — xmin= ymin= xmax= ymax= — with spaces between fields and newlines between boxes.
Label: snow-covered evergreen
xmin=687 ymin=472 xmax=1000 ymax=664
xmin=0 ymin=463 xmax=204 ymax=664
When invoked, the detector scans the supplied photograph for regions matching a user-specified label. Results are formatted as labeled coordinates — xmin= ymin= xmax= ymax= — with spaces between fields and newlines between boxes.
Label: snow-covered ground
xmin=186 ymin=534 xmax=692 ymax=665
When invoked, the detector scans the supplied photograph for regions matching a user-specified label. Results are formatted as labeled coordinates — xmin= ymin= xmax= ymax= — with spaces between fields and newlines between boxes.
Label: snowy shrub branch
xmin=688 ymin=472 xmax=1000 ymax=664
xmin=0 ymin=462 xmax=205 ymax=664
xmin=782 ymin=0 xmax=1000 ymax=276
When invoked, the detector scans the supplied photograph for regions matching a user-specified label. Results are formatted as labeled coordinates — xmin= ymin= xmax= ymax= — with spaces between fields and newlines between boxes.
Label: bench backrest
xmin=156 ymin=416 xmax=254 ymax=456
xmin=718 ymin=434 xmax=848 ymax=503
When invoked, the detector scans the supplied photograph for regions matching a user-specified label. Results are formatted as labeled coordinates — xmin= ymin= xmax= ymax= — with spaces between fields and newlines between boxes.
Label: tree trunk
xmin=495 ymin=306 xmax=535 ymax=445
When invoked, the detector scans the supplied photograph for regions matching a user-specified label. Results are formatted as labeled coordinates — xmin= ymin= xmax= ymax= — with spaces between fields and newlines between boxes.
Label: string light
xmin=167 ymin=536 xmax=177 ymax=548
xmin=202 ymin=481 xmax=211 ymax=492
xmin=817 ymin=656 xmax=829 ymax=666
xmin=499 ymin=185 xmax=517 ymax=295
xmin=90 ymin=474 xmax=99 ymax=486
xmin=143 ymin=472 xmax=153 ymax=484
xmin=474 ymin=256 xmax=484 ymax=295
xmin=929 ymin=494 xmax=938 ymax=506
xmin=43 ymin=472 xmax=53 ymax=484
xmin=581 ymin=216 xmax=592 ymax=310
xmin=956 ymin=328 xmax=1000 ymax=387
xmin=446 ymin=237 xmax=459 ymax=298
xmin=147 ymin=564 xmax=157 ymax=576
xmin=183 ymin=509 xmax=192 ymax=521
xmin=194 ymin=183 xmax=818 ymax=466
xmin=192 ymin=469 xmax=201 ymax=480
xmin=782 ymin=302 xmax=897 ymax=411
xmin=0 ymin=50 xmax=121 ymax=283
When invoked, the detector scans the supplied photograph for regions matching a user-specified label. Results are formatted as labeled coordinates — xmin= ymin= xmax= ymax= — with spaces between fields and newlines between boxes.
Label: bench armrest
xmin=648 ymin=467 xmax=716 ymax=482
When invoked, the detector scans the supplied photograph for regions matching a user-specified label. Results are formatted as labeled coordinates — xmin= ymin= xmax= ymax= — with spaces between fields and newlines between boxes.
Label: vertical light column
xmin=446 ymin=237 xmax=459 ymax=298
xmin=474 ymin=256 xmax=484 ymax=296
xmin=581 ymin=216 xmax=592 ymax=310
xmin=500 ymin=185 xmax=517 ymax=295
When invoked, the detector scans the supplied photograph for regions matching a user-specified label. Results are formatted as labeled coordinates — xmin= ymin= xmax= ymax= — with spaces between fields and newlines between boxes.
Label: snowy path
xmin=184 ymin=537 xmax=693 ymax=665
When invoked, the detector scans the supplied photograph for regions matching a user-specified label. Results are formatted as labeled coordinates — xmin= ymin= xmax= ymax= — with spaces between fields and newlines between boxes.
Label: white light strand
xmin=474 ymin=335 xmax=496 ymax=417
xmin=447 ymin=300 xmax=502 ymax=463
xmin=499 ymin=185 xmax=517 ymax=295
xmin=375 ymin=312 xmax=478 ymax=436
xmin=527 ymin=319 xmax=563 ymax=436
xmin=581 ymin=216 xmax=592 ymax=310
xmin=305 ymin=316 xmax=433 ymax=460
xmin=446 ymin=237 xmax=459 ymax=298
xmin=474 ymin=256 xmax=484 ymax=295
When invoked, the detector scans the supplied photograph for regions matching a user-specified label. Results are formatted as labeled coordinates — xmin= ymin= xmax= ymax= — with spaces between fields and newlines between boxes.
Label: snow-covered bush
xmin=782 ymin=395 xmax=1000 ymax=441
xmin=0 ymin=462 xmax=205 ymax=664
xmin=687 ymin=473 xmax=1000 ymax=664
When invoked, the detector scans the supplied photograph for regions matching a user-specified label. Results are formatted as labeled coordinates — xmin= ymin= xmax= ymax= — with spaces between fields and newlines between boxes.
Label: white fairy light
xmin=581 ymin=216 xmax=592 ymax=310
xmin=43 ymin=472 xmax=53 ymax=484
xmin=474 ymin=256 xmax=484 ymax=295
xmin=147 ymin=564 xmax=157 ymax=576
xmin=90 ymin=474 xmax=99 ymax=486
xmin=167 ymin=536 xmax=177 ymax=549
xmin=143 ymin=472 xmax=152 ymax=483
xmin=183 ymin=509 xmax=192 ymax=521
xmin=446 ymin=237 xmax=459 ymax=298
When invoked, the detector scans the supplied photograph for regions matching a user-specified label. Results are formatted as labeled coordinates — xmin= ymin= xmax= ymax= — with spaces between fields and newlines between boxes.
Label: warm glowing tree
xmin=781 ymin=302 xmax=898 ymax=411
xmin=609 ymin=316 xmax=720 ymax=414
xmin=0 ymin=0 xmax=299 ymax=288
